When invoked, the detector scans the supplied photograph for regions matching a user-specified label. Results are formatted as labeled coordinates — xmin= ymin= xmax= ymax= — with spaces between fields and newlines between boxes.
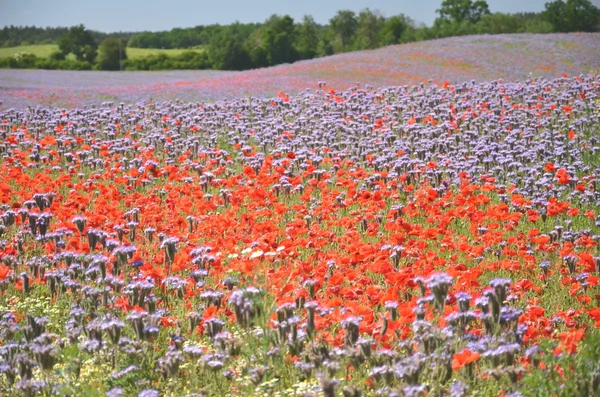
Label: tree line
xmin=1 ymin=0 xmax=598 ymax=71
xmin=0 ymin=25 xmax=135 ymax=48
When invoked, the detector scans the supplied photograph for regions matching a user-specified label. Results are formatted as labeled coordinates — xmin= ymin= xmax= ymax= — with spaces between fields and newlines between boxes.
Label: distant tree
xmin=436 ymin=0 xmax=491 ymax=24
xmin=543 ymin=0 xmax=569 ymax=31
xmin=58 ymin=24 xmax=97 ymax=62
xmin=261 ymin=15 xmax=298 ymax=66
xmin=49 ymin=51 xmax=66 ymax=61
xmin=354 ymin=9 xmax=385 ymax=50
xmin=521 ymin=15 xmax=554 ymax=33
xmin=543 ymin=0 xmax=599 ymax=32
xmin=474 ymin=12 xmax=523 ymax=34
xmin=167 ymin=27 xmax=198 ymax=48
xmin=294 ymin=15 xmax=320 ymax=59
xmin=97 ymin=38 xmax=127 ymax=70
xmin=0 ymin=26 xmax=71 ymax=47
xmin=207 ymin=27 xmax=251 ymax=70
xmin=244 ymin=27 xmax=268 ymax=68
xmin=128 ymin=31 xmax=167 ymax=48
xmin=379 ymin=14 xmax=413 ymax=45
xmin=329 ymin=10 xmax=358 ymax=52
xmin=316 ymin=29 xmax=335 ymax=57
xmin=473 ymin=12 xmax=553 ymax=34
xmin=198 ymin=25 xmax=223 ymax=46
xmin=174 ymin=50 xmax=209 ymax=69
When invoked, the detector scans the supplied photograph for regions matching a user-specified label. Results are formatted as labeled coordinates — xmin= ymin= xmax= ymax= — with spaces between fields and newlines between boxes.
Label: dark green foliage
xmin=436 ymin=0 xmax=491 ymax=24
xmin=263 ymin=15 xmax=298 ymax=65
xmin=354 ymin=9 xmax=386 ymax=50
xmin=128 ymin=31 xmax=170 ymax=49
xmin=245 ymin=14 xmax=299 ymax=67
xmin=207 ymin=27 xmax=252 ymax=70
xmin=48 ymin=50 xmax=65 ymax=61
xmin=97 ymin=38 xmax=127 ymax=70
xmin=122 ymin=50 xmax=209 ymax=70
xmin=430 ymin=1 xmax=553 ymax=38
xmin=294 ymin=16 xmax=320 ymax=59
xmin=543 ymin=0 xmax=600 ymax=32
xmin=0 ymin=25 xmax=134 ymax=48
xmin=128 ymin=26 xmax=209 ymax=49
xmin=0 ymin=53 xmax=92 ymax=70
xmin=0 ymin=26 xmax=69 ymax=47
xmin=36 ymin=58 xmax=93 ymax=70
xmin=474 ymin=12 xmax=549 ymax=34
xmin=329 ymin=10 xmax=358 ymax=52
xmin=58 ymin=24 xmax=98 ymax=63
xmin=432 ymin=0 xmax=492 ymax=38
xmin=379 ymin=15 xmax=413 ymax=45
xmin=0 ymin=52 xmax=37 ymax=68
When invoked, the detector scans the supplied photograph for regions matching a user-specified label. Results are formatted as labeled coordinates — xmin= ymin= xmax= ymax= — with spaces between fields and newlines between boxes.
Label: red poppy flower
xmin=452 ymin=349 xmax=481 ymax=370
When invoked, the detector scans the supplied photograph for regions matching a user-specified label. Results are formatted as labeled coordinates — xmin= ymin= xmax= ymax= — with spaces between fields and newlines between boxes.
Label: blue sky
xmin=2 ymin=0 xmax=599 ymax=32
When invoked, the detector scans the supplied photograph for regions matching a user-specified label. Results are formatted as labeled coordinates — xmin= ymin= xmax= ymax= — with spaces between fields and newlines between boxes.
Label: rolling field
xmin=0 ymin=33 xmax=598 ymax=110
xmin=0 ymin=33 xmax=599 ymax=396
xmin=0 ymin=44 xmax=204 ymax=60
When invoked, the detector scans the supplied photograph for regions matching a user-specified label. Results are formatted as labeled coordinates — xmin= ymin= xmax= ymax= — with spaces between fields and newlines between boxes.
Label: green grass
xmin=126 ymin=47 xmax=204 ymax=58
xmin=0 ymin=44 xmax=60 ymax=58
xmin=0 ymin=44 xmax=204 ymax=59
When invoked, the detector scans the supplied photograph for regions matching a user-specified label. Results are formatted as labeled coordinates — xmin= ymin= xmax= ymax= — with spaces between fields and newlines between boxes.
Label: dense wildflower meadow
xmin=1 ymin=34 xmax=600 ymax=397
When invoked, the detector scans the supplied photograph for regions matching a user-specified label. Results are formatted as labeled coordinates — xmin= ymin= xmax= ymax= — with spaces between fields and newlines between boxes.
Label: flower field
xmin=1 ymin=34 xmax=600 ymax=397
xmin=1 ymin=33 xmax=599 ymax=110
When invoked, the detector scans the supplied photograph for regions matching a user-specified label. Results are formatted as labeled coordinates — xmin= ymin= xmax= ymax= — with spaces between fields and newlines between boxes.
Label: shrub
xmin=96 ymin=38 xmax=127 ymax=70
xmin=6 ymin=52 xmax=38 ymax=68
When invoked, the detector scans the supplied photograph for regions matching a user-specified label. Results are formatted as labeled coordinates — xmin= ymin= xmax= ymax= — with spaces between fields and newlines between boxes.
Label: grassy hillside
xmin=0 ymin=44 xmax=60 ymax=59
xmin=0 ymin=44 xmax=204 ymax=59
